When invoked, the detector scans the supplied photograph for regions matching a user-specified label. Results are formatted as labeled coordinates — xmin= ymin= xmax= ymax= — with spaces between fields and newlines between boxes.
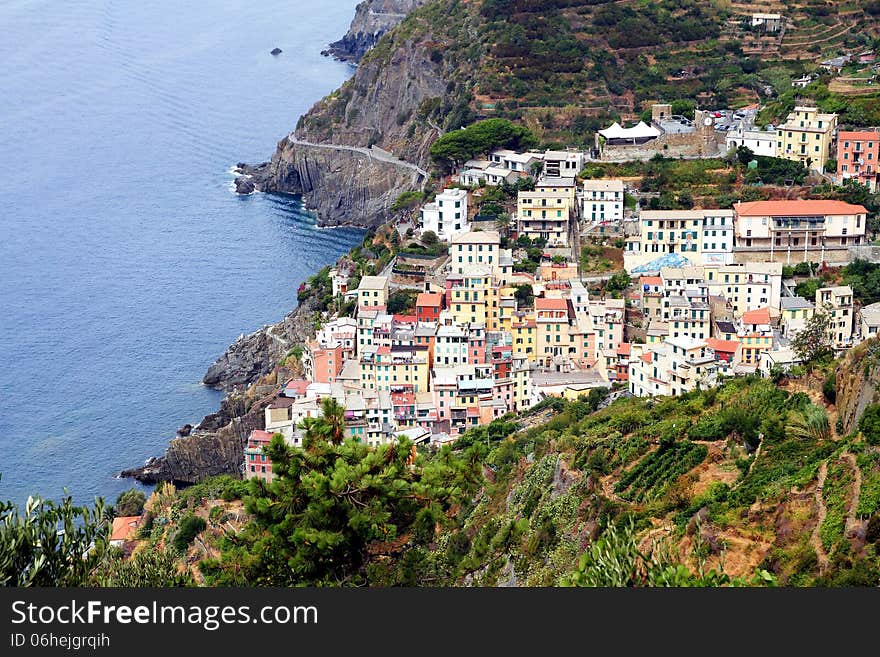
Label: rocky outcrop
xmin=203 ymin=295 xmax=320 ymax=391
xmin=322 ymin=0 xmax=429 ymax=62
xmin=121 ymin=391 xmax=273 ymax=485
xmin=836 ymin=337 xmax=880 ymax=435
xmin=241 ymin=140 xmax=425 ymax=228
xmin=236 ymin=7 xmax=452 ymax=227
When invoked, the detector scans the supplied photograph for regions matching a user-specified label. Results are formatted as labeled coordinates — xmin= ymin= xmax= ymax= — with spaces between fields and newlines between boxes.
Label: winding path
xmin=810 ymin=461 xmax=830 ymax=573
xmin=286 ymin=135 xmax=430 ymax=182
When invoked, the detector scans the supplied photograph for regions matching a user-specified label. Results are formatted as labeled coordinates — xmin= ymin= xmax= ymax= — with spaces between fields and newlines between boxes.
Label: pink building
xmin=244 ymin=429 xmax=276 ymax=482
xmin=838 ymin=130 xmax=880 ymax=190
xmin=309 ymin=342 xmax=344 ymax=383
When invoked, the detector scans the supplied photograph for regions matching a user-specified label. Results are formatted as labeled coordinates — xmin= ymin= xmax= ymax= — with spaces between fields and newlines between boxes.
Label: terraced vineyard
xmin=615 ymin=441 xmax=708 ymax=503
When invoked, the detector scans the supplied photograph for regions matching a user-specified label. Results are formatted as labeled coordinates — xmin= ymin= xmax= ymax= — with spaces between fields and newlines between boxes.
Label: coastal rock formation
xmin=241 ymin=140 xmax=425 ymax=228
xmin=121 ymin=391 xmax=272 ymax=485
xmin=236 ymin=3 xmax=451 ymax=227
xmin=322 ymin=0 xmax=429 ymax=62
xmin=203 ymin=295 xmax=320 ymax=391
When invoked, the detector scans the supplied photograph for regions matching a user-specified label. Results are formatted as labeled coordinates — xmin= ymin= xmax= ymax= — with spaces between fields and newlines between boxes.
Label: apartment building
xmin=581 ymin=179 xmax=625 ymax=223
xmin=837 ymin=130 xmax=880 ymax=191
xmin=451 ymin=231 xmax=501 ymax=274
xmin=775 ymin=106 xmax=838 ymax=172
xmin=543 ymin=150 xmax=585 ymax=178
xmin=517 ymin=189 xmax=571 ymax=246
xmin=628 ymin=338 xmax=717 ymax=397
xmin=357 ymin=275 xmax=389 ymax=311
xmin=779 ymin=296 xmax=815 ymax=338
xmin=419 ymin=188 xmax=470 ymax=242
xmin=816 ymin=286 xmax=854 ymax=348
xmin=703 ymin=262 xmax=782 ymax=316
xmin=733 ymin=200 xmax=867 ymax=265
xmin=624 ymin=209 xmax=734 ymax=272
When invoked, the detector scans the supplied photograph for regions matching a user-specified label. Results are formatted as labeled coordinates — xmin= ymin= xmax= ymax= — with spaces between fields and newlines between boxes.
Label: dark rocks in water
xmin=270 ymin=47 xmax=282 ymax=56
xmin=234 ymin=177 xmax=255 ymax=194
xmin=176 ymin=423 xmax=193 ymax=437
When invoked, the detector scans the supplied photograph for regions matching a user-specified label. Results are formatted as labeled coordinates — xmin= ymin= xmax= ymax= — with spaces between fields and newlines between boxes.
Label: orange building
xmin=416 ymin=292 xmax=443 ymax=323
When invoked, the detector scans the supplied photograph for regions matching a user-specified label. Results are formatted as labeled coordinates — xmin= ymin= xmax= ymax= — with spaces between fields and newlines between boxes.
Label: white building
xmin=581 ymin=179 xmax=625 ymax=223
xmin=624 ymin=209 xmax=735 ymax=272
xmin=816 ymin=286 xmax=855 ymax=349
xmin=543 ymin=150 xmax=585 ymax=178
xmin=859 ymin=302 xmax=880 ymax=342
xmin=488 ymin=149 xmax=542 ymax=174
xmin=419 ymin=188 xmax=469 ymax=242
xmin=725 ymin=126 xmax=777 ymax=157
xmin=703 ymin=262 xmax=782 ymax=316
xmin=628 ymin=338 xmax=717 ymax=398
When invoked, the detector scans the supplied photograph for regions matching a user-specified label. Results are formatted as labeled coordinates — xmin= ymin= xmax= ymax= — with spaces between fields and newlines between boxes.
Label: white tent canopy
xmin=598 ymin=121 xmax=661 ymax=141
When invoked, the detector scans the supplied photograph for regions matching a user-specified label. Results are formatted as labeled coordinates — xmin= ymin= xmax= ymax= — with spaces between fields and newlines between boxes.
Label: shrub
xmin=822 ymin=373 xmax=836 ymax=405
xmin=172 ymin=514 xmax=206 ymax=553
xmin=114 ymin=489 xmax=146 ymax=517
xmin=859 ymin=405 xmax=880 ymax=446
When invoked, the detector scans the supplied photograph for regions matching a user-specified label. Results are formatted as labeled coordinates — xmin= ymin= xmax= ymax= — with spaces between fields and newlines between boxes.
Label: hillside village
xmin=242 ymin=97 xmax=880 ymax=483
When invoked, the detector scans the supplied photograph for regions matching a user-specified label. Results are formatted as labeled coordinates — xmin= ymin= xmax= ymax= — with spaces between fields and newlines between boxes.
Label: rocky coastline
xmin=121 ymin=294 xmax=323 ymax=485
xmin=321 ymin=0 xmax=428 ymax=62
xmin=122 ymin=0 xmax=435 ymax=485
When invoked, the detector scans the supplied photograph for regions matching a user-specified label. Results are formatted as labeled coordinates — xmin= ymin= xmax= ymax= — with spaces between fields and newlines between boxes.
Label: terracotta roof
xmin=640 ymin=276 xmax=662 ymax=286
xmin=284 ymin=379 xmax=310 ymax=394
xmin=377 ymin=346 xmax=392 ymax=355
xmin=393 ymin=314 xmax=418 ymax=324
xmin=535 ymin=297 xmax=569 ymax=311
xmin=706 ymin=338 xmax=739 ymax=353
xmin=735 ymin=200 xmax=867 ymax=216
xmin=838 ymin=130 xmax=880 ymax=140
xmin=617 ymin=342 xmax=631 ymax=356
xmin=110 ymin=516 xmax=141 ymax=543
xmin=249 ymin=429 xmax=274 ymax=443
xmin=742 ymin=307 xmax=771 ymax=325
xmin=416 ymin=292 xmax=443 ymax=307
xmin=640 ymin=352 xmax=653 ymax=364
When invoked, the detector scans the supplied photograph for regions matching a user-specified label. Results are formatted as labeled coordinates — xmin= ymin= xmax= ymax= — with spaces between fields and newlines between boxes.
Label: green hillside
xmin=356 ymin=0 xmax=880 ymax=149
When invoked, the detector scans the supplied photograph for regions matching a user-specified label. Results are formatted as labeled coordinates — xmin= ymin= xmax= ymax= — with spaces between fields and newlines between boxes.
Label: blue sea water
xmin=0 ymin=0 xmax=364 ymax=507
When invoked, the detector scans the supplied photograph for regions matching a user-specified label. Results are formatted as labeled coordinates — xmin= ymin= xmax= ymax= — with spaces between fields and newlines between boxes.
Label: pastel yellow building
xmin=776 ymin=106 xmax=838 ymax=173
xmin=357 ymin=275 xmax=389 ymax=310
xmin=511 ymin=314 xmax=537 ymax=360
xmin=535 ymin=297 xmax=571 ymax=365
xmin=448 ymin=267 xmax=491 ymax=327
xmin=360 ymin=346 xmax=430 ymax=393
xmin=517 ymin=190 xmax=572 ymax=246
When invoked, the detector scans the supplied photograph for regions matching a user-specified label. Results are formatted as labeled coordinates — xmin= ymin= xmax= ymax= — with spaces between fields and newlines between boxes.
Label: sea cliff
xmin=125 ymin=0 xmax=449 ymax=483
xmin=235 ymin=1 xmax=457 ymax=228
xmin=322 ymin=0 xmax=429 ymax=62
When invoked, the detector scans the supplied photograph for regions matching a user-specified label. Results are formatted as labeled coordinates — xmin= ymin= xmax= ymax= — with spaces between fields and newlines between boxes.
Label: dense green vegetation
xmin=615 ymin=442 xmax=708 ymax=503
xmin=430 ymin=118 xmax=538 ymax=168
xmin=0 ymin=487 xmax=109 ymax=586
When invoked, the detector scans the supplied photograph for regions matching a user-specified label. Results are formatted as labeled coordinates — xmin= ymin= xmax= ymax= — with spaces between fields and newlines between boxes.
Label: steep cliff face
xmin=203 ymin=295 xmax=320 ymax=391
xmin=121 ymin=391 xmax=271 ymax=485
xmin=244 ymin=138 xmax=427 ymax=228
xmin=323 ymin=0 xmax=430 ymax=62
xmin=237 ymin=0 xmax=476 ymax=227
xmin=835 ymin=337 xmax=880 ymax=434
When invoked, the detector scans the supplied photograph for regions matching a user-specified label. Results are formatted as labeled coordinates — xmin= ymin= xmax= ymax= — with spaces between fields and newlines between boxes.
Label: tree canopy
xmin=429 ymin=119 xmax=538 ymax=168
xmin=199 ymin=411 xmax=483 ymax=586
